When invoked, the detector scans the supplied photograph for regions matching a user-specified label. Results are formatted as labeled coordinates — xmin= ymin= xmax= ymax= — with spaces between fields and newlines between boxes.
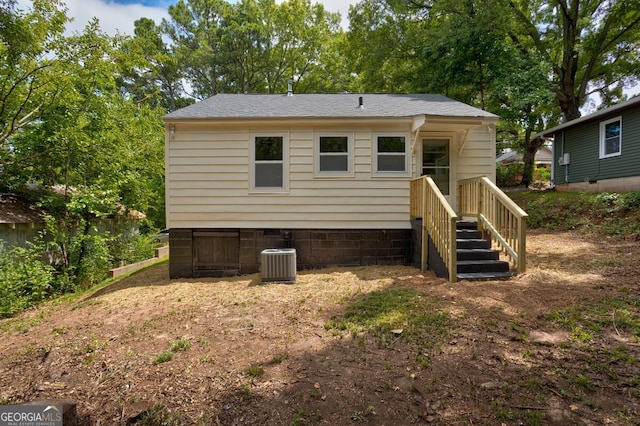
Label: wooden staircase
xmin=455 ymin=220 xmax=512 ymax=281
xmin=410 ymin=176 xmax=527 ymax=282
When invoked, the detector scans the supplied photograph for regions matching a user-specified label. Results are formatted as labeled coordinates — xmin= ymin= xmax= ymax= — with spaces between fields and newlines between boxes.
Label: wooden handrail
xmin=458 ymin=176 xmax=528 ymax=273
xmin=410 ymin=176 xmax=458 ymax=282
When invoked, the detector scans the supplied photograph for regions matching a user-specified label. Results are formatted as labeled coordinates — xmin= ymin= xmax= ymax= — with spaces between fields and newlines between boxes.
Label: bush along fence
xmin=0 ymin=217 xmax=165 ymax=318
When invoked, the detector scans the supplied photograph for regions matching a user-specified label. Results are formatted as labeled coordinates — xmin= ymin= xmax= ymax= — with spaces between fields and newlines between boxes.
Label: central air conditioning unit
xmin=261 ymin=248 xmax=297 ymax=283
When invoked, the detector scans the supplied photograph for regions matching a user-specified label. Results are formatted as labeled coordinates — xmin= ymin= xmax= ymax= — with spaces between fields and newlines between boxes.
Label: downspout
xmin=562 ymin=131 xmax=568 ymax=184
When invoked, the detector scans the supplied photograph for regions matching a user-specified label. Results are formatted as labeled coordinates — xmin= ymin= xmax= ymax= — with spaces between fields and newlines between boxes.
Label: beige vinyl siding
xmin=167 ymin=122 xmax=412 ymax=230
xmin=456 ymin=126 xmax=496 ymax=182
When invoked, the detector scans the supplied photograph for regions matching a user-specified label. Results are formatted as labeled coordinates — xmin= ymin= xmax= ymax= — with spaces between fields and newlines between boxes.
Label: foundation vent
xmin=261 ymin=248 xmax=296 ymax=283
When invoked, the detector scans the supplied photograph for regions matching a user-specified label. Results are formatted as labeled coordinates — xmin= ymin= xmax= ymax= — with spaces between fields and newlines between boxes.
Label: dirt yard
xmin=1 ymin=230 xmax=639 ymax=425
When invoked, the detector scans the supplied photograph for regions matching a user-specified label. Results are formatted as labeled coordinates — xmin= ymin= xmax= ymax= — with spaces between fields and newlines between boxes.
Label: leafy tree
xmin=506 ymin=0 xmax=640 ymax=121
xmin=4 ymin=18 xmax=166 ymax=227
xmin=346 ymin=0 xmax=426 ymax=92
xmin=261 ymin=0 xmax=342 ymax=94
xmin=0 ymin=0 xmax=68 ymax=147
xmin=162 ymin=0 xmax=343 ymax=96
xmin=162 ymin=0 xmax=231 ymax=98
xmin=119 ymin=17 xmax=190 ymax=112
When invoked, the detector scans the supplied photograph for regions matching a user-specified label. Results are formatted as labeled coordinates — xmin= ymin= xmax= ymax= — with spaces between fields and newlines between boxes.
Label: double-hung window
xmin=317 ymin=135 xmax=351 ymax=175
xmin=252 ymin=135 xmax=286 ymax=190
xmin=375 ymin=135 xmax=408 ymax=174
xmin=600 ymin=117 xmax=622 ymax=158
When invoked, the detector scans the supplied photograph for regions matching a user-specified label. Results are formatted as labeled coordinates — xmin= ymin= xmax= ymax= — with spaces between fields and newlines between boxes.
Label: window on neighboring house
xmin=375 ymin=135 xmax=407 ymax=173
xmin=600 ymin=117 xmax=622 ymax=158
xmin=318 ymin=135 xmax=350 ymax=174
xmin=253 ymin=135 xmax=284 ymax=189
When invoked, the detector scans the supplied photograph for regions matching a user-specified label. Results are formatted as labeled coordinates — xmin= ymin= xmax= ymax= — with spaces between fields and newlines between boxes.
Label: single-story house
xmin=164 ymin=93 xmax=503 ymax=279
xmin=496 ymin=146 xmax=552 ymax=168
xmin=535 ymin=96 xmax=640 ymax=192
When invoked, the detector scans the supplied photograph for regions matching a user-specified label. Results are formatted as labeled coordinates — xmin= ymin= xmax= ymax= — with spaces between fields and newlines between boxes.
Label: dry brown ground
xmin=1 ymin=230 xmax=639 ymax=425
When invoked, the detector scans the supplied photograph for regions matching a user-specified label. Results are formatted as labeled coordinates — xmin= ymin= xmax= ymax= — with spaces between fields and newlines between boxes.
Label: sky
xmin=16 ymin=0 xmax=358 ymax=36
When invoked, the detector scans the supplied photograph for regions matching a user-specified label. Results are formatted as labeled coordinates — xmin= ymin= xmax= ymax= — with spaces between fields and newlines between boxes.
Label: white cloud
xmin=16 ymin=0 xmax=358 ymax=36
xmin=16 ymin=0 xmax=174 ymax=36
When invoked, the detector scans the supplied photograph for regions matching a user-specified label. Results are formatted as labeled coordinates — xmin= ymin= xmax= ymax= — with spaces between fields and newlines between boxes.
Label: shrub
xmin=70 ymin=233 xmax=113 ymax=289
xmin=0 ymin=242 xmax=55 ymax=318
xmin=533 ymin=166 xmax=551 ymax=182
xmin=496 ymin=162 xmax=523 ymax=187
xmin=109 ymin=230 xmax=157 ymax=267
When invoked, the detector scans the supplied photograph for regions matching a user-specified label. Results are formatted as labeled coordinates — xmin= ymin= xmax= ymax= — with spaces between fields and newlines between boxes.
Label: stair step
xmin=456 ymin=220 xmax=478 ymax=230
xmin=457 ymin=272 xmax=513 ymax=281
xmin=457 ymin=248 xmax=500 ymax=261
xmin=456 ymin=229 xmax=483 ymax=239
xmin=457 ymin=260 xmax=510 ymax=273
xmin=457 ymin=239 xmax=491 ymax=249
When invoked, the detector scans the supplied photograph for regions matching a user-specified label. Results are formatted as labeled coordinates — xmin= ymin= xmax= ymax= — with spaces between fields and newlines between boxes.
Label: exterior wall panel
xmin=166 ymin=123 xmax=416 ymax=230
xmin=553 ymin=105 xmax=640 ymax=189
xmin=169 ymin=228 xmax=412 ymax=277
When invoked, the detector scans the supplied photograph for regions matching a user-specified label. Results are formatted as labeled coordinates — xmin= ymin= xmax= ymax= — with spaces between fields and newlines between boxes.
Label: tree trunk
xmin=555 ymin=0 xmax=582 ymax=122
xmin=521 ymin=130 xmax=546 ymax=186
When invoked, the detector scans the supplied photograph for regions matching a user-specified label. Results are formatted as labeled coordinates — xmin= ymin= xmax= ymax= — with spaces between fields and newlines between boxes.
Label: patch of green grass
xmin=573 ymin=374 xmax=594 ymax=390
xmin=170 ymin=338 xmax=191 ymax=352
xmin=325 ymin=288 xmax=452 ymax=347
xmin=492 ymin=401 xmax=514 ymax=421
xmin=139 ymin=402 xmax=182 ymax=425
xmin=51 ymin=326 xmax=67 ymax=336
xmin=520 ymin=409 xmax=544 ymax=426
xmin=550 ymin=296 xmax=640 ymax=341
xmin=269 ymin=353 xmax=288 ymax=364
xmin=246 ymin=365 xmax=264 ymax=377
xmin=154 ymin=351 xmax=174 ymax=365
xmin=290 ymin=410 xmax=306 ymax=426
xmin=508 ymin=191 xmax=640 ymax=234
xmin=242 ymin=384 xmax=252 ymax=397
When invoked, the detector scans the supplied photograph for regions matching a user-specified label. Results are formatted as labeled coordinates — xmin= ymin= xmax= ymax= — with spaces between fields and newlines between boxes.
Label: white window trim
xmin=373 ymin=133 xmax=410 ymax=177
xmin=314 ymin=133 xmax=354 ymax=177
xmin=249 ymin=133 xmax=289 ymax=193
xmin=599 ymin=116 xmax=622 ymax=159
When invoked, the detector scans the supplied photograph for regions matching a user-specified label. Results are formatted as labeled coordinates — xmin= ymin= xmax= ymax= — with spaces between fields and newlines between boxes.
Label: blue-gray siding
xmin=554 ymin=106 xmax=640 ymax=185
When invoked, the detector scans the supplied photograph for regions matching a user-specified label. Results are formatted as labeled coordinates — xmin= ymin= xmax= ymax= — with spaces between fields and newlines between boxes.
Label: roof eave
xmin=164 ymin=113 xmax=497 ymax=124
xmin=534 ymin=95 xmax=640 ymax=139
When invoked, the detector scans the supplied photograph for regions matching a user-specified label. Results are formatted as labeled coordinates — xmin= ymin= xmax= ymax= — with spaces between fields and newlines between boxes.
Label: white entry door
xmin=421 ymin=139 xmax=451 ymax=199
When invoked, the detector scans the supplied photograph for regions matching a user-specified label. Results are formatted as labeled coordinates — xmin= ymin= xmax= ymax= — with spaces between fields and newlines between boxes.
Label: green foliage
xmin=0 ymin=0 xmax=70 ymax=145
xmin=533 ymin=166 xmax=551 ymax=183
xmin=162 ymin=0 xmax=343 ymax=97
xmin=509 ymin=191 xmax=640 ymax=235
xmin=154 ymin=351 xmax=174 ymax=364
xmin=0 ymin=242 xmax=55 ymax=318
xmin=496 ymin=162 xmax=523 ymax=187
xmin=139 ymin=403 xmax=182 ymax=425
xmin=551 ymin=296 xmax=640 ymax=341
xmin=110 ymin=230 xmax=157 ymax=267
xmin=246 ymin=365 xmax=265 ymax=377
xmin=69 ymin=233 xmax=112 ymax=289
xmin=170 ymin=338 xmax=191 ymax=352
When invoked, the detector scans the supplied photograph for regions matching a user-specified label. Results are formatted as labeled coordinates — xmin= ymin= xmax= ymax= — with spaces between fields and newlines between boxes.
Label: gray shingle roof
xmin=164 ymin=93 xmax=497 ymax=120
xmin=534 ymin=95 xmax=640 ymax=139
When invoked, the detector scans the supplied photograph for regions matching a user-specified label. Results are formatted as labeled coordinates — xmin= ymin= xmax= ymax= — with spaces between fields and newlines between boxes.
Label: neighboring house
xmin=0 ymin=191 xmax=145 ymax=249
xmin=164 ymin=93 xmax=500 ymax=279
xmin=496 ymin=146 xmax=552 ymax=168
xmin=535 ymin=96 xmax=640 ymax=192
xmin=0 ymin=194 xmax=45 ymax=248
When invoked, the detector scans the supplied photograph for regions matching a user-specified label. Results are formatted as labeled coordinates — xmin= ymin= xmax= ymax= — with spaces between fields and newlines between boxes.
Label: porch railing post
xmin=449 ymin=215 xmax=457 ymax=283
xmin=421 ymin=177 xmax=428 ymax=272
